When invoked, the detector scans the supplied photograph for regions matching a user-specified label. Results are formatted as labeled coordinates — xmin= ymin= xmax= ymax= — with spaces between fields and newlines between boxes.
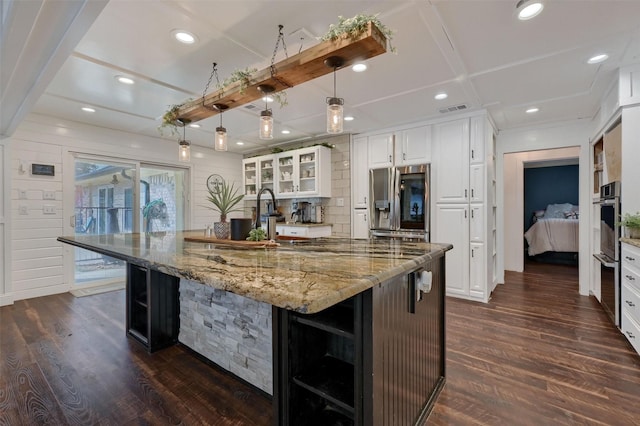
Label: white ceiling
xmin=2 ymin=0 xmax=640 ymax=154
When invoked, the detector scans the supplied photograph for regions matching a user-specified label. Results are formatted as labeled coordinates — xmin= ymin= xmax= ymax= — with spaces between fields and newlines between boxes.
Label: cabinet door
xmin=470 ymin=204 xmax=484 ymax=243
xmin=296 ymin=148 xmax=320 ymax=197
xmin=258 ymin=156 xmax=275 ymax=194
xmin=243 ymin=159 xmax=259 ymax=199
xmin=434 ymin=204 xmax=469 ymax=296
xmin=469 ymin=242 xmax=486 ymax=299
xmin=470 ymin=164 xmax=485 ymax=203
xmin=368 ymin=133 xmax=394 ymax=168
xmin=433 ymin=119 xmax=469 ymax=203
xmin=276 ymin=153 xmax=296 ymax=197
xmin=397 ymin=125 xmax=431 ymax=166
xmin=352 ymin=137 xmax=369 ymax=209
xmin=469 ymin=115 xmax=485 ymax=165
xmin=352 ymin=209 xmax=369 ymax=239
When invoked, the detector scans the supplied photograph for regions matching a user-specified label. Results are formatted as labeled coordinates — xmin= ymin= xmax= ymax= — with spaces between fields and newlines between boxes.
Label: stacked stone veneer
xmin=178 ymin=279 xmax=273 ymax=394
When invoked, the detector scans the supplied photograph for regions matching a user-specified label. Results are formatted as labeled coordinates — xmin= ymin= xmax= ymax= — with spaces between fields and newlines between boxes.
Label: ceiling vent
xmin=439 ymin=104 xmax=468 ymax=114
xmin=244 ymin=104 xmax=258 ymax=110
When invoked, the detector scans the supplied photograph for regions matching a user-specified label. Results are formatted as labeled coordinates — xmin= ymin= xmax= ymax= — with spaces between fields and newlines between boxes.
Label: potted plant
xmin=204 ymin=180 xmax=245 ymax=239
xmin=620 ymin=212 xmax=640 ymax=239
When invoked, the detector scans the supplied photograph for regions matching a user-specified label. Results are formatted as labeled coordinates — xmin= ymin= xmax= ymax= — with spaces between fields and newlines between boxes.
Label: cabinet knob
xmin=403 ymin=153 xmax=406 ymax=160
xmin=389 ymin=155 xmax=392 ymax=162
xmin=364 ymin=214 xmax=367 ymax=222
xmin=626 ymin=331 xmax=636 ymax=339
xmin=625 ymin=300 xmax=636 ymax=307
xmin=625 ymin=274 xmax=635 ymax=281
xmin=364 ymin=196 xmax=367 ymax=204
xmin=465 ymin=189 xmax=468 ymax=199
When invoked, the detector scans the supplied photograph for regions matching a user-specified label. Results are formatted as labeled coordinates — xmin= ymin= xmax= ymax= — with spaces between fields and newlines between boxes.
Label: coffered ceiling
xmin=2 ymin=0 xmax=640 ymax=154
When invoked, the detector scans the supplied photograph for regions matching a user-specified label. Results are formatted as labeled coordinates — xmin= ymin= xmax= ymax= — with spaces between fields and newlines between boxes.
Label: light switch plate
xmin=19 ymin=190 xmax=27 ymax=199
xmin=43 ymin=190 xmax=56 ymax=200
xmin=43 ymin=205 xmax=56 ymax=214
xmin=19 ymin=205 xmax=28 ymax=215
xmin=336 ymin=198 xmax=345 ymax=207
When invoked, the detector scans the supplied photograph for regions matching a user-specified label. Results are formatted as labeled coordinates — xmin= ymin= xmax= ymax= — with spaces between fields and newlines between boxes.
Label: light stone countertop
xmin=58 ymin=230 xmax=452 ymax=314
xmin=621 ymin=237 xmax=640 ymax=249
xmin=277 ymin=223 xmax=332 ymax=227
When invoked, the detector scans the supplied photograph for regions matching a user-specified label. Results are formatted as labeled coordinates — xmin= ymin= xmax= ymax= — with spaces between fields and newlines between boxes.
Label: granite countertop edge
xmin=621 ymin=237 xmax=640 ymax=249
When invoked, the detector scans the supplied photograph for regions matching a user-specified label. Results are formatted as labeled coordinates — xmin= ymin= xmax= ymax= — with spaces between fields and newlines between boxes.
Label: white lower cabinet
xmin=621 ymin=242 xmax=640 ymax=354
xmin=276 ymin=225 xmax=332 ymax=238
xmin=434 ymin=204 xmax=469 ymax=296
xmin=469 ymin=242 xmax=485 ymax=298
xmin=352 ymin=209 xmax=369 ymax=239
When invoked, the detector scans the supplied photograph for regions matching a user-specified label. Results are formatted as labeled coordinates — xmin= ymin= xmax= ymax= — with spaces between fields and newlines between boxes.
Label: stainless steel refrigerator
xmin=369 ymin=164 xmax=430 ymax=240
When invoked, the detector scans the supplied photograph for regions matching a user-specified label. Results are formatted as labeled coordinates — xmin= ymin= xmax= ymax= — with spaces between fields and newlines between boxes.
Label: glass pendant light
xmin=177 ymin=119 xmax=191 ymax=162
xmin=178 ymin=139 xmax=191 ymax=162
xmin=214 ymin=104 xmax=228 ymax=151
xmin=258 ymin=85 xmax=275 ymax=140
xmin=325 ymin=56 xmax=344 ymax=134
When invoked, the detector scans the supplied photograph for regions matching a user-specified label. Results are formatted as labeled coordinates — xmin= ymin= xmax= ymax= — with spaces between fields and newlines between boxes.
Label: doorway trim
xmin=496 ymin=121 xmax=592 ymax=297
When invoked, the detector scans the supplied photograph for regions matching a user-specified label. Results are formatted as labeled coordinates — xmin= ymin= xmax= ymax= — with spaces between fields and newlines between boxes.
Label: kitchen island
xmin=58 ymin=230 xmax=451 ymax=425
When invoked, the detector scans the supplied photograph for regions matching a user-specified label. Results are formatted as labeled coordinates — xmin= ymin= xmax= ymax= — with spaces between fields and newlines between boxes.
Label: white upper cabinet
xmin=243 ymin=154 xmax=276 ymax=200
xmin=352 ymin=136 xmax=369 ymax=209
xmin=367 ymin=133 xmax=394 ymax=169
xmin=396 ymin=125 xmax=431 ymax=166
xmin=433 ymin=118 xmax=470 ymax=203
xmin=242 ymin=157 xmax=260 ymax=200
xmin=470 ymin=116 xmax=485 ymax=165
xmin=275 ymin=146 xmax=331 ymax=199
xmin=470 ymin=164 xmax=485 ymax=203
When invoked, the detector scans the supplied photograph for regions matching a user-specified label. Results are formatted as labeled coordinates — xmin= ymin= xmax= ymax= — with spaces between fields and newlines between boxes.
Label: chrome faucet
xmin=255 ymin=187 xmax=277 ymax=229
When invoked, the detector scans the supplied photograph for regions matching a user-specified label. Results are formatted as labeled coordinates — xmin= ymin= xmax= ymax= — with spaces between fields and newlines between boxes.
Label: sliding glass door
xmin=69 ymin=155 xmax=188 ymax=288
xmin=72 ymin=158 xmax=137 ymax=286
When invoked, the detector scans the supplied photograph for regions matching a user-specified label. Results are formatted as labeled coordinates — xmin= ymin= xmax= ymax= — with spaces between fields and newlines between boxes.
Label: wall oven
xmin=594 ymin=181 xmax=621 ymax=327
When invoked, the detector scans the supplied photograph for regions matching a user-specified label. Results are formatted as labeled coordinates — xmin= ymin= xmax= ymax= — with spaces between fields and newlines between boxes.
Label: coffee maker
xmin=291 ymin=201 xmax=311 ymax=223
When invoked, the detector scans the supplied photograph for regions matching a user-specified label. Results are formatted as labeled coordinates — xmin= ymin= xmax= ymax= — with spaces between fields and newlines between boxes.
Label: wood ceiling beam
xmin=175 ymin=22 xmax=388 ymax=123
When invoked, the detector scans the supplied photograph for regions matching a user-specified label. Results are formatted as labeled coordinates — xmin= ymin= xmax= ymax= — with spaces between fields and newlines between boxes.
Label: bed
xmin=524 ymin=203 xmax=579 ymax=258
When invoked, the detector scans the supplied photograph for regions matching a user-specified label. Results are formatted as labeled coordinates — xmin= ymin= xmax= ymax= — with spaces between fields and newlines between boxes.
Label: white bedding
xmin=524 ymin=218 xmax=579 ymax=256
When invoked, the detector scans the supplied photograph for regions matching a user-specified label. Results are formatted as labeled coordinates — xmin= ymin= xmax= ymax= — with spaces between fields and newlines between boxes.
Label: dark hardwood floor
xmin=1 ymin=262 xmax=639 ymax=425
xmin=430 ymin=261 xmax=640 ymax=425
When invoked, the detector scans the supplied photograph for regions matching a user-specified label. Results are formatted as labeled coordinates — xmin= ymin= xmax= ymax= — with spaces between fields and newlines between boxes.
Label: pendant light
xmin=201 ymin=62 xmax=230 ymax=151
xmin=177 ymin=119 xmax=191 ymax=162
xmin=214 ymin=104 xmax=228 ymax=151
xmin=325 ymin=56 xmax=344 ymax=134
xmin=258 ymin=84 xmax=275 ymax=140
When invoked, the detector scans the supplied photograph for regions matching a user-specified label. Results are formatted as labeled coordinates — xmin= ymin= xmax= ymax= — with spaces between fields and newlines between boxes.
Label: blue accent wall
xmin=524 ymin=165 xmax=579 ymax=230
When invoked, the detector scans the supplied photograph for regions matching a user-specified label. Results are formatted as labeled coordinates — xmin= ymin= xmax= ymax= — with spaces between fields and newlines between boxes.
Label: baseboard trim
xmin=0 ymin=293 xmax=14 ymax=306
xmin=11 ymin=284 xmax=71 ymax=302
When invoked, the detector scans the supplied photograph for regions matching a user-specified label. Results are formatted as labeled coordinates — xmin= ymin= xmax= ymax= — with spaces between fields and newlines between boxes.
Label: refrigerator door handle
xmin=392 ymin=167 xmax=401 ymax=230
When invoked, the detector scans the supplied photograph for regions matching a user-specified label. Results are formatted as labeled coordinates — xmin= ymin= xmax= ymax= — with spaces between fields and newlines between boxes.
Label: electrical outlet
xmin=43 ymin=190 xmax=56 ymax=200
xmin=336 ymin=198 xmax=345 ymax=207
xmin=19 ymin=190 xmax=27 ymax=199
xmin=19 ymin=205 xmax=28 ymax=215
xmin=43 ymin=205 xmax=56 ymax=214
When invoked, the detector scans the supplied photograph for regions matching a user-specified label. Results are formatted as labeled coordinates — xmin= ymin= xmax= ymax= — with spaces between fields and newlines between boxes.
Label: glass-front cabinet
xmin=242 ymin=158 xmax=259 ymax=199
xmin=244 ymin=147 xmax=331 ymax=199
xmin=276 ymin=146 xmax=331 ymax=198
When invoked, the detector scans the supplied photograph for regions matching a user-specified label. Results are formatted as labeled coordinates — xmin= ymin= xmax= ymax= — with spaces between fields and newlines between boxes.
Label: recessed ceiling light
xmin=189 ymin=123 xmax=201 ymax=128
xmin=262 ymin=96 xmax=274 ymax=103
xmin=588 ymin=54 xmax=609 ymax=64
xmin=81 ymin=107 xmax=95 ymax=113
xmin=434 ymin=93 xmax=448 ymax=100
xmin=172 ymin=30 xmax=197 ymax=44
xmin=526 ymin=107 xmax=539 ymax=114
xmin=281 ymin=129 xmax=291 ymax=134
xmin=236 ymin=141 xmax=245 ymax=146
xmin=115 ymin=75 xmax=134 ymax=85
xmin=516 ymin=0 xmax=544 ymax=20
xmin=344 ymin=116 xmax=355 ymax=121
xmin=352 ymin=63 xmax=367 ymax=72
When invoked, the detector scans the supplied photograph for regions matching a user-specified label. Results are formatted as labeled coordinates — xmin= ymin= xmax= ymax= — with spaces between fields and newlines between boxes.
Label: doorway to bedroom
xmin=523 ymin=159 xmax=580 ymax=269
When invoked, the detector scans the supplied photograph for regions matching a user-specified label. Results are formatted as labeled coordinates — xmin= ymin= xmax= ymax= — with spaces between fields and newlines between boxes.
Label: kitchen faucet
xmin=255 ymin=187 xmax=277 ymax=229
